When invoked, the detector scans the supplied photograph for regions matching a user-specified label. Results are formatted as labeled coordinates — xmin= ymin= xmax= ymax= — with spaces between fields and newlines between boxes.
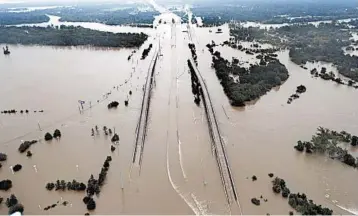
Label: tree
xmin=53 ymin=129 xmax=61 ymax=139
xmin=44 ymin=132 xmax=53 ymax=141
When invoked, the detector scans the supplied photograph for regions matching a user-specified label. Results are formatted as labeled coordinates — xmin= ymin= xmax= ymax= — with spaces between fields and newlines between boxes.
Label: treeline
xmin=0 ymin=12 xmax=49 ymax=25
xmin=210 ymin=50 xmax=289 ymax=106
xmin=0 ymin=25 xmax=148 ymax=47
xmin=282 ymin=23 xmax=358 ymax=81
xmin=191 ymin=1 xmax=358 ymax=26
xmin=58 ymin=8 xmax=159 ymax=25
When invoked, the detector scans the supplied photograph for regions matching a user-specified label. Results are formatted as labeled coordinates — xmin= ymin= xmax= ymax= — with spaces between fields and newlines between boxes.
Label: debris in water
xmin=252 ymin=175 xmax=257 ymax=181
xmin=268 ymin=173 xmax=274 ymax=178
xmin=111 ymin=146 xmax=116 ymax=152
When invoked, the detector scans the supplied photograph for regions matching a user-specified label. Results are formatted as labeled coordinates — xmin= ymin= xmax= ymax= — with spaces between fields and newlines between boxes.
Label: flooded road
xmin=1 ymin=2 xmax=358 ymax=215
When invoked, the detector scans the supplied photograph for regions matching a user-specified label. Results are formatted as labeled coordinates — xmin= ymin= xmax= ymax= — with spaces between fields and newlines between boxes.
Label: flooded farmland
xmin=1 ymin=7 xmax=358 ymax=216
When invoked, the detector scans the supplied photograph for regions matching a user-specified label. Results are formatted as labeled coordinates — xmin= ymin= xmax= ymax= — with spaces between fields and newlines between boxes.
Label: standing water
xmin=0 ymin=2 xmax=358 ymax=215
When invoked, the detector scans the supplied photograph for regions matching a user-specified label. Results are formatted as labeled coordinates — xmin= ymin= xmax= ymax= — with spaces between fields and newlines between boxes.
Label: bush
xmin=53 ymin=129 xmax=62 ymax=138
xmin=294 ymin=141 xmax=304 ymax=152
xmin=83 ymin=196 xmax=90 ymax=204
xmin=86 ymin=198 xmax=96 ymax=211
xmin=46 ymin=183 xmax=55 ymax=191
xmin=18 ymin=140 xmax=37 ymax=153
xmin=111 ymin=134 xmax=119 ymax=142
xmin=12 ymin=164 xmax=22 ymax=172
xmin=282 ymin=187 xmax=290 ymax=198
xmin=0 ymin=153 xmax=7 ymax=161
xmin=44 ymin=133 xmax=53 ymax=141
xmin=26 ymin=151 xmax=32 ymax=157
xmin=6 ymin=194 xmax=18 ymax=208
xmin=0 ymin=180 xmax=12 ymax=191
xmin=107 ymin=101 xmax=119 ymax=109
xmin=251 ymin=198 xmax=260 ymax=206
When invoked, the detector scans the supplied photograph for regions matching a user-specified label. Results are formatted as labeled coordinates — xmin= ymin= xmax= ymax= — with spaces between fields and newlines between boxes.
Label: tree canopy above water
xmin=0 ymin=25 xmax=148 ymax=48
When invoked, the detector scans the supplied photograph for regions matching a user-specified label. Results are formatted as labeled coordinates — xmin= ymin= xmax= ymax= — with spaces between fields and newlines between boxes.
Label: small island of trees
xmin=210 ymin=50 xmax=289 ymax=106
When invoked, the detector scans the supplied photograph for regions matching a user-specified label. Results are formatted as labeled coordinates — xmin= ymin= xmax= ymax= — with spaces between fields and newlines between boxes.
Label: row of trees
xmin=0 ymin=25 xmax=148 ymax=48
xmin=271 ymin=177 xmax=333 ymax=215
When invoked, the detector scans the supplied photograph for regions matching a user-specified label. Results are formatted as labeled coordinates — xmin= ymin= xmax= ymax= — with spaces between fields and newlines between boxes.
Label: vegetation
xmin=57 ymin=6 xmax=159 ymax=25
xmin=287 ymin=85 xmax=307 ymax=104
xmin=0 ymin=25 xmax=148 ymax=48
xmin=0 ymin=12 xmax=48 ymax=25
xmin=83 ymin=156 xmax=112 ymax=211
xmin=18 ymin=140 xmax=37 ymax=153
xmin=187 ymin=60 xmax=202 ymax=105
xmin=251 ymin=198 xmax=260 ymax=206
xmin=111 ymin=134 xmax=119 ymax=143
xmin=141 ymin=44 xmax=153 ymax=60
xmin=46 ymin=180 xmax=86 ymax=191
xmin=0 ymin=153 xmax=7 ymax=161
xmin=12 ymin=164 xmax=22 ymax=172
xmin=107 ymin=101 xmax=119 ymax=109
xmin=44 ymin=132 xmax=53 ymax=141
xmin=294 ymin=127 xmax=358 ymax=168
xmin=271 ymin=177 xmax=333 ymax=215
xmin=53 ymin=129 xmax=61 ymax=139
xmin=230 ymin=22 xmax=358 ymax=82
xmin=0 ymin=180 xmax=12 ymax=191
xmin=6 ymin=194 xmax=24 ymax=215
xmin=210 ymin=50 xmax=289 ymax=106
xmin=283 ymin=24 xmax=358 ymax=82
xmin=188 ymin=43 xmax=198 ymax=65
xmin=191 ymin=0 xmax=358 ymax=26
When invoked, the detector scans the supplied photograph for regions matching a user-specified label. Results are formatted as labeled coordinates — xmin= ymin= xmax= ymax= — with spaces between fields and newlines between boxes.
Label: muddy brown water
xmin=0 ymin=14 xmax=358 ymax=215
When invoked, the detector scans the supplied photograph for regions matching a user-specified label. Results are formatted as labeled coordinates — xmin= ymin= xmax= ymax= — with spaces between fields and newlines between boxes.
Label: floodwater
xmin=240 ymin=17 xmax=358 ymax=29
xmin=14 ymin=15 xmax=155 ymax=35
xmin=1 ymin=3 xmax=358 ymax=215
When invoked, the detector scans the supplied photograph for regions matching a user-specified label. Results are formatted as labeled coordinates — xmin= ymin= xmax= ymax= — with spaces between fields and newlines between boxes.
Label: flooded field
xmin=1 ymin=4 xmax=358 ymax=215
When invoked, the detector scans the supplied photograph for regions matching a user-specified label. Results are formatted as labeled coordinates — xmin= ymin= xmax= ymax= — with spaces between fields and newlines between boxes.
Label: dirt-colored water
xmin=1 ymin=3 xmax=358 ymax=215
